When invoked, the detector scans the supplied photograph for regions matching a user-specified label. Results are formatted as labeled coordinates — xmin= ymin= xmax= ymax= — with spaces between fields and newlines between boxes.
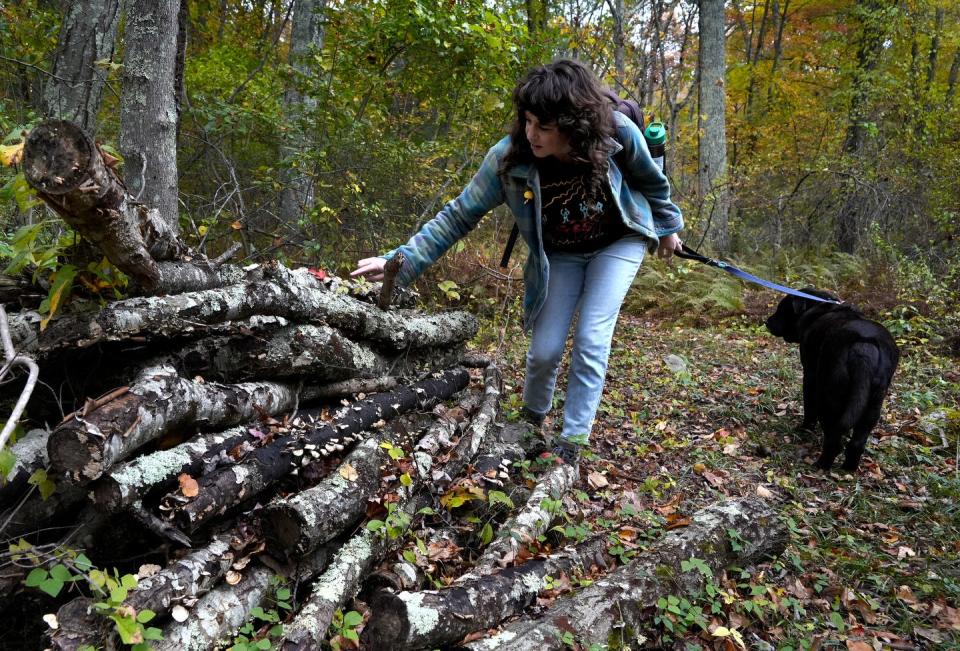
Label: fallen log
xmin=279 ymin=371 xmax=497 ymax=650
xmin=0 ymin=428 xmax=48 ymax=510
xmin=91 ymin=423 xmax=262 ymax=513
xmin=430 ymin=364 xmax=501 ymax=489
xmin=170 ymin=323 xmax=463 ymax=382
xmin=48 ymin=363 xmax=304 ymax=483
xmin=464 ymin=496 xmax=788 ymax=650
xmin=261 ymin=437 xmax=382 ymax=561
xmin=362 ymin=536 xmax=609 ymax=650
xmin=24 ymin=265 xmax=477 ymax=354
xmin=153 ymin=562 xmax=275 ymax=651
xmin=23 ymin=120 xmax=186 ymax=292
xmin=468 ymin=463 xmax=578 ymax=575
xmin=166 ymin=368 xmax=470 ymax=532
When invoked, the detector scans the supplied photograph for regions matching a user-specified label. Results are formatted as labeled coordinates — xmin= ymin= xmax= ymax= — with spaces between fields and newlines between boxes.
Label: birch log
xmin=24 ymin=265 xmax=476 ymax=354
xmin=261 ymin=437 xmax=382 ymax=560
xmin=48 ymin=363 xmax=303 ymax=483
xmin=167 ymin=368 xmax=469 ymax=531
xmin=465 ymin=497 xmax=788 ymax=651
xmin=468 ymin=463 xmax=578 ymax=575
xmin=362 ymin=537 xmax=609 ymax=650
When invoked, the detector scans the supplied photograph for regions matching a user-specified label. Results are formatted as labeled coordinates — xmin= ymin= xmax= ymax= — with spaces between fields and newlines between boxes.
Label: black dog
xmin=766 ymin=289 xmax=900 ymax=471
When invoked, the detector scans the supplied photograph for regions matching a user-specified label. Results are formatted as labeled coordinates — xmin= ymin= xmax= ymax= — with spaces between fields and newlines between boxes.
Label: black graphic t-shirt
xmin=536 ymin=158 xmax=627 ymax=253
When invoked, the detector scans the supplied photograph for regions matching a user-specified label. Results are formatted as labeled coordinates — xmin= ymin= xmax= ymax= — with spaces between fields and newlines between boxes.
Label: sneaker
xmin=551 ymin=439 xmax=581 ymax=467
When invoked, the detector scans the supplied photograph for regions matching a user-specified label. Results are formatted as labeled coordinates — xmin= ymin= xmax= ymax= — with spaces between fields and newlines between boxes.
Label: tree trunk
xmin=838 ymin=0 xmax=891 ymax=253
xmin=698 ymin=0 xmax=730 ymax=253
xmin=43 ymin=0 xmax=122 ymax=133
xmin=23 ymin=120 xmax=187 ymax=292
xmin=168 ymin=323 xmax=464 ymax=382
xmin=278 ymin=0 xmax=327 ymax=227
xmin=153 ymin=563 xmax=275 ymax=651
xmin=465 ymin=497 xmax=788 ymax=650
xmin=120 ymin=0 xmax=182 ymax=232
xmin=90 ymin=423 xmax=261 ymax=512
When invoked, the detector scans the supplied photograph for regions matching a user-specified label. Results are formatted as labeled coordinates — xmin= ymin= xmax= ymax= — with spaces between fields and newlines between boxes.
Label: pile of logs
xmin=0 ymin=120 xmax=787 ymax=650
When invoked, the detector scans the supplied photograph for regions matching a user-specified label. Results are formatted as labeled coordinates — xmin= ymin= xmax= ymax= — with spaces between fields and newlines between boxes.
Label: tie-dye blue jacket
xmin=385 ymin=111 xmax=684 ymax=329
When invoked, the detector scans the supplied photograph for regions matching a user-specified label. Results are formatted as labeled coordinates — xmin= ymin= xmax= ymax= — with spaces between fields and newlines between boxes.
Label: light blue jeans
xmin=523 ymin=235 xmax=647 ymax=444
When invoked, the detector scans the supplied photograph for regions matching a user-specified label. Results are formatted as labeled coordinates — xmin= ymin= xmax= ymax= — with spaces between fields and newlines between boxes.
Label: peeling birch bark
xmin=262 ymin=438 xmax=382 ymax=560
xmin=362 ymin=537 xmax=609 ymax=650
xmin=167 ymin=369 xmax=469 ymax=531
xmin=48 ymin=364 xmax=302 ymax=483
xmin=469 ymin=463 xmax=578 ymax=575
xmin=465 ymin=497 xmax=788 ymax=651
xmin=23 ymin=120 xmax=186 ymax=292
xmin=34 ymin=265 xmax=476 ymax=353
xmin=171 ymin=323 xmax=464 ymax=382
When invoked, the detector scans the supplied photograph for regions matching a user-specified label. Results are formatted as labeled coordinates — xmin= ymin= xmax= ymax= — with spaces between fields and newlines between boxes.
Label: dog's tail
xmin=837 ymin=342 xmax=882 ymax=430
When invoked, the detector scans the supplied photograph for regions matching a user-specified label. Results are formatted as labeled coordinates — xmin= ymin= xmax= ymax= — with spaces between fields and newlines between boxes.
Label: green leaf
xmin=343 ymin=610 xmax=363 ymax=627
xmin=110 ymin=586 xmax=128 ymax=603
xmin=24 ymin=567 xmax=47 ymax=587
xmin=0 ymin=448 xmax=16 ymax=478
xmin=366 ymin=519 xmax=385 ymax=532
xmin=110 ymin=613 xmax=141 ymax=644
xmin=120 ymin=573 xmax=138 ymax=590
xmin=487 ymin=490 xmax=514 ymax=508
xmin=49 ymin=564 xmax=73 ymax=583
xmin=143 ymin=626 xmax=163 ymax=640
xmin=136 ymin=609 xmax=156 ymax=623
xmin=276 ymin=588 xmax=291 ymax=601
xmin=402 ymin=549 xmax=417 ymax=564
xmin=400 ymin=472 xmax=412 ymax=486
xmin=480 ymin=522 xmax=494 ymax=545
xmin=255 ymin=639 xmax=271 ymax=649
xmin=39 ymin=264 xmax=77 ymax=331
xmin=344 ymin=629 xmax=360 ymax=643
xmin=27 ymin=468 xmax=56 ymax=500
xmin=40 ymin=577 xmax=64 ymax=597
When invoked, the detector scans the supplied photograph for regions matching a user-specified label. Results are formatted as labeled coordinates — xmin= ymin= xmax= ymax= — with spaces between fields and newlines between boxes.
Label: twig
xmin=58 ymin=386 xmax=130 ymax=426
xmin=129 ymin=502 xmax=192 ymax=547
xmin=212 ymin=242 xmax=243 ymax=266
xmin=0 ymin=306 xmax=39 ymax=451
xmin=377 ymin=252 xmax=404 ymax=311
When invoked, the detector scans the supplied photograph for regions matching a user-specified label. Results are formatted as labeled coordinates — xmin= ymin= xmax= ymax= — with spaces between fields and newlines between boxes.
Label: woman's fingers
xmin=351 ymin=257 xmax=387 ymax=281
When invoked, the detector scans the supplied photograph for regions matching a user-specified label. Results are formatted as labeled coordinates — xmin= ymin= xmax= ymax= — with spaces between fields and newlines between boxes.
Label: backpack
xmin=498 ymin=92 xmax=646 ymax=269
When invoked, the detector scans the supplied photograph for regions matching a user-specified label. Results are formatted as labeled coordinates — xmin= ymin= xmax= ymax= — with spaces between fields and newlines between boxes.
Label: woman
xmin=352 ymin=59 xmax=683 ymax=466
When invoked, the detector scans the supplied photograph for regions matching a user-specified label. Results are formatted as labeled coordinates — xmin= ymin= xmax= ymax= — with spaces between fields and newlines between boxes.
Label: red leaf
xmin=307 ymin=267 xmax=328 ymax=280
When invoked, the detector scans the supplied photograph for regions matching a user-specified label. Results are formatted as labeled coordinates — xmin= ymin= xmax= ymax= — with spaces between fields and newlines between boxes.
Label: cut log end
xmin=24 ymin=120 xmax=94 ymax=195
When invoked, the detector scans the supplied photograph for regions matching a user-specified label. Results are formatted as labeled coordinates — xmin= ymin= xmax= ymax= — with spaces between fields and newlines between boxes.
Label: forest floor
xmin=473 ymin=290 xmax=960 ymax=650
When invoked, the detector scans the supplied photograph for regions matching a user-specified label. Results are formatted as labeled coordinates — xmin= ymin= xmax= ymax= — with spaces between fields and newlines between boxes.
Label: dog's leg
xmin=799 ymin=370 xmax=818 ymax=431
xmin=842 ymin=398 xmax=883 ymax=472
xmin=814 ymin=422 xmax=845 ymax=470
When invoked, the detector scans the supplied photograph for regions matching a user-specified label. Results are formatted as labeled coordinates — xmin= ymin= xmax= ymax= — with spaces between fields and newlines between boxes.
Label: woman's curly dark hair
xmin=501 ymin=59 xmax=616 ymax=193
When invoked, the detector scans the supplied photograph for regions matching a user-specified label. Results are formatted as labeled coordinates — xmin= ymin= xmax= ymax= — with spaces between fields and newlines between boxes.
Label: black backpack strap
xmin=499 ymin=223 xmax=520 ymax=269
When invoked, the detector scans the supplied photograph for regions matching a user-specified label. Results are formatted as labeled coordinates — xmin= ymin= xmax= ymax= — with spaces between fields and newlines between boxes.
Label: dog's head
xmin=765 ymin=288 xmax=840 ymax=343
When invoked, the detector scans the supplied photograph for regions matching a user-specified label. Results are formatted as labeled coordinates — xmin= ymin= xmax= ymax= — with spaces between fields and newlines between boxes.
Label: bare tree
xmin=42 ymin=0 xmax=123 ymax=133
xmin=698 ymin=0 xmax=729 ymax=252
xmin=119 ymin=0 xmax=183 ymax=232
xmin=278 ymin=0 xmax=328 ymax=227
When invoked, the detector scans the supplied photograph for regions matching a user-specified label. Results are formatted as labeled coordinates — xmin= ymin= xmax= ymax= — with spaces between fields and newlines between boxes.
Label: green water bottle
xmin=643 ymin=122 xmax=666 ymax=171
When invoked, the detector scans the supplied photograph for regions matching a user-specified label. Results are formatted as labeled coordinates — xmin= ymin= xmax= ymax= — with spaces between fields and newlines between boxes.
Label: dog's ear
xmin=791 ymin=297 xmax=810 ymax=316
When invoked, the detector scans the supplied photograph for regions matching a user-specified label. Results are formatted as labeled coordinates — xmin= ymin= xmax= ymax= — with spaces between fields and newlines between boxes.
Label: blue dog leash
xmin=674 ymin=244 xmax=843 ymax=304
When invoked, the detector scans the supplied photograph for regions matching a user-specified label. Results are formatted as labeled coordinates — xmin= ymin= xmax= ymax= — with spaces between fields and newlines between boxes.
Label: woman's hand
xmin=657 ymin=233 xmax=683 ymax=260
xmin=351 ymin=257 xmax=387 ymax=281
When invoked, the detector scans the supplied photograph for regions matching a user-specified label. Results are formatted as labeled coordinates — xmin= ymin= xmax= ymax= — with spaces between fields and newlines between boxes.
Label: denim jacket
xmin=385 ymin=111 xmax=683 ymax=329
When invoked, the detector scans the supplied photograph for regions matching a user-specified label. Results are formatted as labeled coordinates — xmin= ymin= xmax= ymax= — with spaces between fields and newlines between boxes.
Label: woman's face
xmin=524 ymin=111 xmax=572 ymax=161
